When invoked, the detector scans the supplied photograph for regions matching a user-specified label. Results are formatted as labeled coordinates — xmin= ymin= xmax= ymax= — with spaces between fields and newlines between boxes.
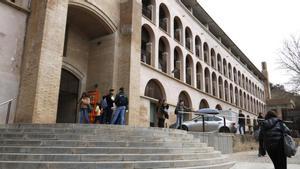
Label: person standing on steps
xmin=101 ymin=89 xmax=115 ymax=124
xmin=238 ymin=110 xmax=246 ymax=135
xmin=175 ymin=99 xmax=191 ymax=129
xmin=79 ymin=92 xmax=91 ymax=124
xmin=111 ymin=87 xmax=128 ymax=125
xmin=259 ymin=110 xmax=291 ymax=169
xmin=156 ymin=99 xmax=169 ymax=128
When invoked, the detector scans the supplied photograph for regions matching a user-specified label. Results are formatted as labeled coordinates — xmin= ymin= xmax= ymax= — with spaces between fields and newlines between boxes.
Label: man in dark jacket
xmin=259 ymin=111 xmax=290 ymax=169
xmin=238 ymin=110 xmax=246 ymax=135
xmin=102 ymin=89 xmax=115 ymax=124
xmin=111 ymin=87 xmax=128 ymax=125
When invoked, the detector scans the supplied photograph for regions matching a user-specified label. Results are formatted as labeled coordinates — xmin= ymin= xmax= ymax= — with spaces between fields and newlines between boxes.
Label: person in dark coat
xmin=259 ymin=110 xmax=291 ymax=169
xmin=156 ymin=99 xmax=169 ymax=128
xmin=238 ymin=110 xmax=246 ymax=135
xmin=102 ymin=89 xmax=115 ymax=124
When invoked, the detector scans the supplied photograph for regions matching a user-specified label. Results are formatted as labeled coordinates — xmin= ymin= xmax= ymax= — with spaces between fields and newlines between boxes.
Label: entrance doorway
xmin=57 ymin=69 xmax=80 ymax=123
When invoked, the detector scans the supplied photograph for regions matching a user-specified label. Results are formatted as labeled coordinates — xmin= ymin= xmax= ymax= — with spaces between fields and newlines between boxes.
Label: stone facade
xmin=0 ymin=0 xmax=268 ymax=127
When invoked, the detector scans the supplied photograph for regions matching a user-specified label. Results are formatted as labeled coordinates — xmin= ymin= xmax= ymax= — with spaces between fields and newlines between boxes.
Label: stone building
xmin=0 ymin=0 xmax=269 ymax=127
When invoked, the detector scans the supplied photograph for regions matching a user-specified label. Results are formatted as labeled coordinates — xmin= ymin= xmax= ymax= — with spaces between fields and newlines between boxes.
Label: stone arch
xmin=185 ymin=54 xmax=194 ymax=86
xmin=228 ymin=63 xmax=232 ymax=80
xmin=223 ymin=58 xmax=227 ymax=76
xmin=144 ymin=79 xmax=166 ymax=100
xmin=195 ymin=35 xmax=202 ymax=58
xmin=211 ymin=48 xmax=216 ymax=69
xmin=159 ymin=3 xmax=170 ymax=33
xmin=203 ymin=42 xmax=209 ymax=65
xmin=158 ymin=36 xmax=170 ymax=73
xmin=230 ymin=83 xmax=234 ymax=104
xmin=173 ymin=46 xmax=183 ymax=80
xmin=212 ymin=72 xmax=217 ymax=97
xmin=217 ymin=54 xmax=222 ymax=73
xmin=204 ymin=68 xmax=211 ymax=93
xmin=142 ymin=0 xmax=156 ymax=22
xmin=185 ymin=27 xmax=193 ymax=51
xmin=196 ymin=62 xmax=203 ymax=90
xmin=173 ymin=16 xmax=183 ymax=43
xmin=141 ymin=24 xmax=155 ymax=66
xmin=218 ymin=76 xmax=223 ymax=99
xmin=224 ymin=80 xmax=229 ymax=102
xmin=215 ymin=104 xmax=222 ymax=110
xmin=199 ymin=99 xmax=210 ymax=109
xmin=179 ymin=91 xmax=192 ymax=121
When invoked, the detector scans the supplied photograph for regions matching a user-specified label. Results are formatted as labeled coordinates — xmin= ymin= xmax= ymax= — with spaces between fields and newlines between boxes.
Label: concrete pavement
xmin=229 ymin=148 xmax=300 ymax=169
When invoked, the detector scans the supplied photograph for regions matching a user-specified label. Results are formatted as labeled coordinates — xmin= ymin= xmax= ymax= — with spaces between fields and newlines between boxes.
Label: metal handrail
xmin=0 ymin=98 xmax=16 ymax=124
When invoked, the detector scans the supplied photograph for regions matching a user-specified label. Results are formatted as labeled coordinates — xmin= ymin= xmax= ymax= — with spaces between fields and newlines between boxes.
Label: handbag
xmin=280 ymin=122 xmax=298 ymax=157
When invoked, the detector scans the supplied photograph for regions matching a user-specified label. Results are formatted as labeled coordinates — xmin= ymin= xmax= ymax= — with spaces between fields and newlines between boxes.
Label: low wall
xmin=190 ymin=132 xmax=234 ymax=154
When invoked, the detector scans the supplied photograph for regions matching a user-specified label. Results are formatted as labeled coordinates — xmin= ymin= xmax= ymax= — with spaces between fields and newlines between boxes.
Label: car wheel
xmin=219 ymin=126 xmax=230 ymax=133
xmin=178 ymin=126 xmax=189 ymax=131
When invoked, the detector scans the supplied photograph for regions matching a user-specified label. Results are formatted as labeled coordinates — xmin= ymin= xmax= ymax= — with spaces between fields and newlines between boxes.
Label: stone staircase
xmin=0 ymin=124 xmax=235 ymax=169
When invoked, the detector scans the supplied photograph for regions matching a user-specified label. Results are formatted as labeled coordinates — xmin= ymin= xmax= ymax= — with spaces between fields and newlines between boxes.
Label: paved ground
xmin=229 ymin=148 xmax=300 ymax=169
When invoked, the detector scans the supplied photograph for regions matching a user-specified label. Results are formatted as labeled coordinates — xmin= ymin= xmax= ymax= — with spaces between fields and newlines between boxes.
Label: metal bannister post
xmin=5 ymin=101 xmax=12 ymax=124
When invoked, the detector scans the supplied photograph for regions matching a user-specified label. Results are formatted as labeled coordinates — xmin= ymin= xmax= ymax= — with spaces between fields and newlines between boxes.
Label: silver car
xmin=180 ymin=114 xmax=234 ymax=132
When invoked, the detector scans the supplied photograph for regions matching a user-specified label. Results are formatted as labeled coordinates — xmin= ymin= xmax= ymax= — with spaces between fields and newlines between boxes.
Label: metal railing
xmin=0 ymin=98 xmax=16 ymax=124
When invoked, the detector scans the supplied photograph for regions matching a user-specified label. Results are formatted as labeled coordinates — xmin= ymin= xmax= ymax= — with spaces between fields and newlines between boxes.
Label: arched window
xmin=250 ymin=97 xmax=253 ymax=112
xmin=204 ymin=68 xmax=211 ymax=93
xmin=211 ymin=49 xmax=216 ymax=69
xmin=239 ymin=89 xmax=243 ymax=108
xmin=158 ymin=37 xmax=170 ymax=73
xmin=141 ymin=24 xmax=155 ymax=65
xmin=185 ymin=27 xmax=193 ymax=51
xmin=203 ymin=42 xmax=209 ymax=65
xmin=174 ymin=47 xmax=183 ymax=80
xmin=173 ymin=16 xmax=182 ymax=43
xmin=159 ymin=3 xmax=170 ymax=33
xmin=196 ymin=62 xmax=203 ymax=90
xmin=215 ymin=104 xmax=222 ymax=110
xmin=230 ymin=84 xmax=234 ymax=104
xmin=199 ymin=99 xmax=209 ymax=109
xmin=233 ymin=67 xmax=237 ymax=84
xmin=247 ymin=94 xmax=250 ymax=111
xmin=223 ymin=58 xmax=227 ymax=77
xmin=195 ymin=36 xmax=202 ymax=59
xmin=248 ymin=80 xmax=252 ymax=93
xmin=228 ymin=63 xmax=232 ymax=80
xmin=142 ymin=0 xmax=155 ymax=21
xmin=212 ymin=72 xmax=217 ymax=96
xmin=245 ymin=77 xmax=248 ymax=91
xmin=218 ymin=76 xmax=223 ymax=99
xmin=224 ymin=80 xmax=229 ymax=102
xmin=144 ymin=79 xmax=166 ymax=100
xmin=235 ymin=87 xmax=239 ymax=106
xmin=243 ymin=92 xmax=247 ymax=109
xmin=238 ymin=71 xmax=241 ymax=86
xmin=217 ymin=54 xmax=222 ymax=73
xmin=242 ymin=74 xmax=245 ymax=89
xmin=185 ymin=55 xmax=194 ymax=85
xmin=179 ymin=91 xmax=192 ymax=121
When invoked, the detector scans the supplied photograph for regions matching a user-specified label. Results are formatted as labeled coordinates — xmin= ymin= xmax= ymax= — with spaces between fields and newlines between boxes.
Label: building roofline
xmin=179 ymin=0 xmax=266 ymax=81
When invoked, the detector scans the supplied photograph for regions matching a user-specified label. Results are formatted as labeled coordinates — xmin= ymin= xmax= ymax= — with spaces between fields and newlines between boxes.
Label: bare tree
xmin=279 ymin=35 xmax=300 ymax=92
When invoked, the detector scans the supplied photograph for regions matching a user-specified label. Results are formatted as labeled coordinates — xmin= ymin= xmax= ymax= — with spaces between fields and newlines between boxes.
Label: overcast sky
xmin=198 ymin=0 xmax=300 ymax=88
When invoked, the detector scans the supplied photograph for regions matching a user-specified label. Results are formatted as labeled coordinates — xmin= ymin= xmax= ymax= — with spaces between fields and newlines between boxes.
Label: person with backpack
xmin=101 ymin=89 xmax=115 ymax=124
xmin=111 ymin=87 xmax=128 ymax=125
xmin=156 ymin=99 xmax=169 ymax=128
xmin=259 ymin=110 xmax=291 ymax=169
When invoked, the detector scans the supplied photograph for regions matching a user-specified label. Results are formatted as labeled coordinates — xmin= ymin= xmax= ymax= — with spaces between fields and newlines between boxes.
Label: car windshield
xmin=192 ymin=115 xmax=222 ymax=121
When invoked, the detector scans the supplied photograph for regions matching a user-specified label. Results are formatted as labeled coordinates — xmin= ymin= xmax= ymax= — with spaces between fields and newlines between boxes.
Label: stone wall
xmin=0 ymin=2 xmax=27 ymax=123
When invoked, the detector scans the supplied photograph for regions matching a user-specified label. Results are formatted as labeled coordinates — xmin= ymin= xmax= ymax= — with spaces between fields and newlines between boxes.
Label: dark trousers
xmin=103 ymin=108 xmax=113 ymax=124
xmin=158 ymin=118 xmax=165 ymax=128
xmin=93 ymin=115 xmax=102 ymax=124
xmin=266 ymin=140 xmax=287 ymax=169
xmin=238 ymin=124 xmax=245 ymax=134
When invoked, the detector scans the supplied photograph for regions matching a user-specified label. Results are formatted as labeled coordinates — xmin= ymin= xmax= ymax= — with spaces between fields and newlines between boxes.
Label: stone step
xmin=0 ymin=140 xmax=206 ymax=148
xmin=0 ymin=146 xmax=215 ymax=154
xmin=157 ymin=161 xmax=235 ymax=169
xmin=0 ymin=124 xmax=187 ymax=134
xmin=0 ymin=152 xmax=221 ymax=161
xmin=0 ymin=133 xmax=195 ymax=142
xmin=0 ymin=157 xmax=230 ymax=169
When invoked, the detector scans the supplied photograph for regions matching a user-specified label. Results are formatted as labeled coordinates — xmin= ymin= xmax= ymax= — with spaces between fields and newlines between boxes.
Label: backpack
xmin=116 ymin=94 xmax=127 ymax=107
xmin=101 ymin=98 xmax=108 ymax=109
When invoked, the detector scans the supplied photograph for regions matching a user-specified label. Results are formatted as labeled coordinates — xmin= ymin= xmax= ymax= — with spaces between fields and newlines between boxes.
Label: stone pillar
xmin=119 ymin=0 xmax=142 ymax=127
xmin=15 ymin=0 xmax=68 ymax=123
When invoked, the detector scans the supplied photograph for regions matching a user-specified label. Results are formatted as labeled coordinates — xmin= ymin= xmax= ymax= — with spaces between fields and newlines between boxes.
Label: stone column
xmin=15 ymin=0 xmax=68 ymax=123
xmin=119 ymin=0 xmax=142 ymax=127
